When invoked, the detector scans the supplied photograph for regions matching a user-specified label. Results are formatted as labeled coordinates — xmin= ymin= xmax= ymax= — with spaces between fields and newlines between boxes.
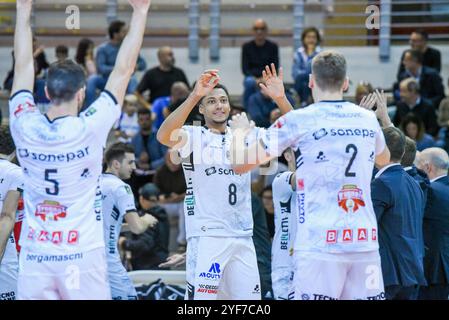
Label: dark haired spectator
xmin=154 ymin=149 xmax=187 ymax=252
xmin=120 ymin=183 xmax=170 ymax=270
xmin=397 ymin=30 xmax=441 ymax=78
xmin=241 ymin=19 xmax=279 ymax=108
xmin=416 ymin=148 xmax=449 ymax=300
xmin=136 ymin=46 xmax=189 ymax=105
xmin=75 ymin=38 xmax=97 ymax=77
xmin=402 ymin=137 xmax=430 ymax=200
xmin=32 ymin=36 xmax=49 ymax=77
xmin=85 ymin=20 xmax=146 ymax=106
xmin=396 ymin=49 xmax=444 ymax=108
xmin=55 ymin=45 xmax=69 ymax=63
xmin=371 ymin=127 xmax=426 ymax=300
xmin=292 ymin=27 xmax=322 ymax=107
xmin=393 ymin=78 xmax=438 ymax=136
xmin=435 ymin=86 xmax=449 ymax=153
xmin=401 ymin=114 xmax=435 ymax=151
xmin=261 ymin=186 xmax=274 ymax=239
xmin=131 ymin=108 xmax=167 ymax=172
xmin=355 ymin=82 xmax=374 ymax=105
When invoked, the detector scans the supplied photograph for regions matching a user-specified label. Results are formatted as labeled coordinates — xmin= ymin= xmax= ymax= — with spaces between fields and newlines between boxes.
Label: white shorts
xmin=291 ymin=250 xmax=385 ymax=300
xmin=0 ymin=264 xmax=18 ymax=300
xmin=17 ymin=247 xmax=111 ymax=300
xmin=272 ymin=267 xmax=294 ymax=300
xmin=186 ymin=236 xmax=261 ymax=300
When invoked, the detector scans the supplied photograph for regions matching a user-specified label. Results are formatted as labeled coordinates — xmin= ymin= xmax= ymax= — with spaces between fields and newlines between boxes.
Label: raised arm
xmin=11 ymin=0 xmax=34 ymax=96
xmin=0 ymin=190 xmax=20 ymax=263
xmin=157 ymin=70 xmax=219 ymax=148
xmin=259 ymin=64 xmax=294 ymax=115
xmin=105 ymin=0 xmax=151 ymax=106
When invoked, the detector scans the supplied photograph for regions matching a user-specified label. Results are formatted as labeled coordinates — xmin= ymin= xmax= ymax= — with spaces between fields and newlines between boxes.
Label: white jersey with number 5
xmin=178 ymin=125 xmax=263 ymax=239
xmin=9 ymin=90 xmax=121 ymax=254
xmin=260 ymin=101 xmax=386 ymax=253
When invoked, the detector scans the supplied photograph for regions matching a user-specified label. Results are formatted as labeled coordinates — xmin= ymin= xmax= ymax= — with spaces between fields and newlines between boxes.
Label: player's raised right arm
xmin=104 ymin=0 xmax=151 ymax=106
xmin=11 ymin=0 xmax=34 ymax=96
xmin=157 ymin=70 xmax=219 ymax=148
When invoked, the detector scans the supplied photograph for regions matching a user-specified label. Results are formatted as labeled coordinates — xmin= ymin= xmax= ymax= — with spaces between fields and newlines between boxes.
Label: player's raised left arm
xmin=105 ymin=0 xmax=151 ymax=106
xmin=11 ymin=0 xmax=34 ymax=96
xmin=0 ymin=190 xmax=20 ymax=263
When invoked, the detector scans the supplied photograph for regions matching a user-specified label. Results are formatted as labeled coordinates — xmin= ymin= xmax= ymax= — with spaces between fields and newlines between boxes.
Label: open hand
xmin=193 ymin=70 xmax=220 ymax=97
xmin=259 ymin=63 xmax=285 ymax=101
xmin=158 ymin=253 xmax=186 ymax=268
xmin=228 ymin=112 xmax=255 ymax=137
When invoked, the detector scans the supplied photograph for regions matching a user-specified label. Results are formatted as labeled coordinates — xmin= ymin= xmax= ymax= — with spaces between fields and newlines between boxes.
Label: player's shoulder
xmin=0 ymin=159 xmax=21 ymax=175
xmin=273 ymin=171 xmax=293 ymax=185
xmin=101 ymin=173 xmax=132 ymax=196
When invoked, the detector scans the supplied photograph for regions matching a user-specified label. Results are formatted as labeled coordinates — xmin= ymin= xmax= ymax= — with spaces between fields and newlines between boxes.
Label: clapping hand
xmin=259 ymin=63 xmax=285 ymax=102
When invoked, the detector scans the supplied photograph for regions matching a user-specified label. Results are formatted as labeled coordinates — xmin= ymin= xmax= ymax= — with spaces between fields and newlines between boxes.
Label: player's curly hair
xmin=0 ymin=125 xmax=15 ymax=156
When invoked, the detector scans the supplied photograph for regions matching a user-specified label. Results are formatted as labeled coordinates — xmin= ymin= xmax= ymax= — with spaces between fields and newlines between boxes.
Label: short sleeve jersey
xmin=100 ymin=173 xmax=136 ymax=272
xmin=0 ymin=160 xmax=23 ymax=267
xmin=9 ymin=90 xmax=121 ymax=254
xmin=260 ymin=101 xmax=386 ymax=253
xmin=178 ymin=125 xmax=263 ymax=239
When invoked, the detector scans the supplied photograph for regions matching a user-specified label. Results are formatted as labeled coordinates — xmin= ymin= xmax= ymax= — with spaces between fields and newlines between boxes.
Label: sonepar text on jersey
xmin=18 ymin=147 xmax=90 ymax=163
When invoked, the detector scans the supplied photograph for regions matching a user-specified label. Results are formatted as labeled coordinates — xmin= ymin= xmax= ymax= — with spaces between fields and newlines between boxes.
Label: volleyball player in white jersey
xmin=9 ymin=0 xmax=151 ymax=299
xmin=101 ymin=143 xmax=157 ymax=300
xmin=271 ymin=148 xmax=297 ymax=300
xmin=157 ymin=65 xmax=293 ymax=300
xmin=230 ymin=51 xmax=391 ymax=300
xmin=0 ymin=126 xmax=23 ymax=300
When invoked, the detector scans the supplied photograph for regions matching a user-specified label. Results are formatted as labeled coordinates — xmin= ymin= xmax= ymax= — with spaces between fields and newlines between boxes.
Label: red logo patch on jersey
xmin=35 ymin=201 xmax=67 ymax=222
xmin=326 ymin=230 xmax=337 ymax=244
xmin=372 ymin=228 xmax=377 ymax=241
xmin=37 ymin=230 xmax=49 ymax=242
xmin=27 ymin=227 xmax=35 ymax=240
xmin=68 ymin=231 xmax=79 ymax=245
xmin=274 ymin=117 xmax=286 ymax=129
xmin=337 ymin=185 xmax=366 ymax=214
xmin=297 ymin=179 xmax=305 ymax=191
xmin=13 ymin=101 xmax=36 ymax=117
xmin=342 ymin=229 xmax=353 ymax=242
xmin=357 ymin=228 xmax=368 ymax=241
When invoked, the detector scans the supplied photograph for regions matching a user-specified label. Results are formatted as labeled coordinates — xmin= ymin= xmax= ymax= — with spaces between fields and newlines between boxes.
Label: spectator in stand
xmin=85 ymin=20 xmax=147 ymax=106
xmin=401 ymin=114 xmax=435 ymax=151
xmin=371 ymin=127 xmax=427 ymax=300
xmin=261 ymin=186 xmax=275 ymax=239
xmin=397 ymin=30 xmax=441 ymax=78
xmin=131 ymin=108 xmax=167 ymax=172
xmin=136 ymin=46 xmax=189 ymax=106
xmin=32 ymin=36 xmax=49 ymax=77
xmin=120 ymin=183 xmax=169 ymax=270
xmin=355 ymin=82 xmax=374 ymax=105
xmin=150 ymin=82 xmax=190 ymax=132
xmin=416 ymin=148 xmax=449 ymax=300
xmin=402 ymin=137 xmax=430 ymax=201
xmin=75 ymin=38 xmax=97 ymax=77
xmin=292 ymin=27 xmax=322 ymax=107
xmin=154 ymin=149 xmax=187 ymax=252
xmin=55 ymin=45 xmax=69 ymax=63
xmin=241 ymin=19 xmax=279 ymax=108
xmin=395 ymin=49 xmax=444 ymax=108
xmin=436 ymin=84 xmax=449 ymax=153
xmin=114 ymin=94 xmax=141 ymax=143
xmin=247 ymin=78 xmax=295 ymax=128
xmin=393 ymin=78 xmax=439 ymax=137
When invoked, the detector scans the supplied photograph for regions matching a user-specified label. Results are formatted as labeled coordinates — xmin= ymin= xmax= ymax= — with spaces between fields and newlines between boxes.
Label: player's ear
xmin=44 ymin=86 xmax=51 ymax=101
xmin=342 ymin=77 xmax=350 ymax=92
xmin=198 ymin=103 xmax=205 ymax=115
xmin=308 ymin=74 xmax=314 ymax=89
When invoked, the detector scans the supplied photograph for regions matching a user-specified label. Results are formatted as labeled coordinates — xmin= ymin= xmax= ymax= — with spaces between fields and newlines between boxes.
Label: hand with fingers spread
xmin=158 ymin=253 xmax=186 ymax=268
xmin=373 ymin=89 xmax=393 ymax=128
xmin=193 ymin=70 xmax=220 ymax=98
xmin=359 ymin=93 xmax=377 ymax=111
xmin=259 ymin=63 xmax=285 ymax=102
xmin=229 ymin=112 xmax=255 ymax=137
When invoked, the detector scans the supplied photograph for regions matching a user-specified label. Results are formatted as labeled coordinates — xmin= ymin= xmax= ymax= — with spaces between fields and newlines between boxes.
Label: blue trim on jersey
xmin=103 ymin=90 xmax=118 ymax=105
xmin=44 ymin=114 xmax=70 ymax=124
xmin=9 ymin=89 xmax=33 ymax=101
xmin=318 ymin=100 xmax=347 ymax=103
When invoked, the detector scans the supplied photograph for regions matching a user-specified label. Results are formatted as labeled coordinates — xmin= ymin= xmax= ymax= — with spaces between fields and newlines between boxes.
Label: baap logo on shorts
xmin=35 ymin=200 xmax=67 ymax=222
xmin=337 ymin=185 xmax=365 ymax=214
xmin=199 ymin=262 xmax=221 ymax=280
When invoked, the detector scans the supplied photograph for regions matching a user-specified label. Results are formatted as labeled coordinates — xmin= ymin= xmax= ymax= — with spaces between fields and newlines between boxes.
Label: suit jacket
xmin=397 ymin=66 xmax=445 ymax=108
xmin=393 ymin=98 xmax=438 ymax=136
xmin=405 ymin=166 xmax=430 ymax=201
xmin=423 ymin=175 xmax=449 ymax=285
xmin=371 ymin=164 xmax=427 ymax=287
xmin=397 ymin=47 xmax=442 ymax=78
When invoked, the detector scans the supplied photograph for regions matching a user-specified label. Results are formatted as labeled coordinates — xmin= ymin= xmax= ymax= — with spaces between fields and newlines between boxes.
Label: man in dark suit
xmin=416 ymin=148 xmax=449 ymax=300
xmin=396 ymin=49 xmax=445 ymax=109
xmin=393 ymin=78 xmax=438 ymax=136
xmin=402 ymin=137 xmax=430 ymax=200
xmin=397 ymin=30 xmax=441 ymax=77
xmin=371 ymin=127 xmax=427 ymax=300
